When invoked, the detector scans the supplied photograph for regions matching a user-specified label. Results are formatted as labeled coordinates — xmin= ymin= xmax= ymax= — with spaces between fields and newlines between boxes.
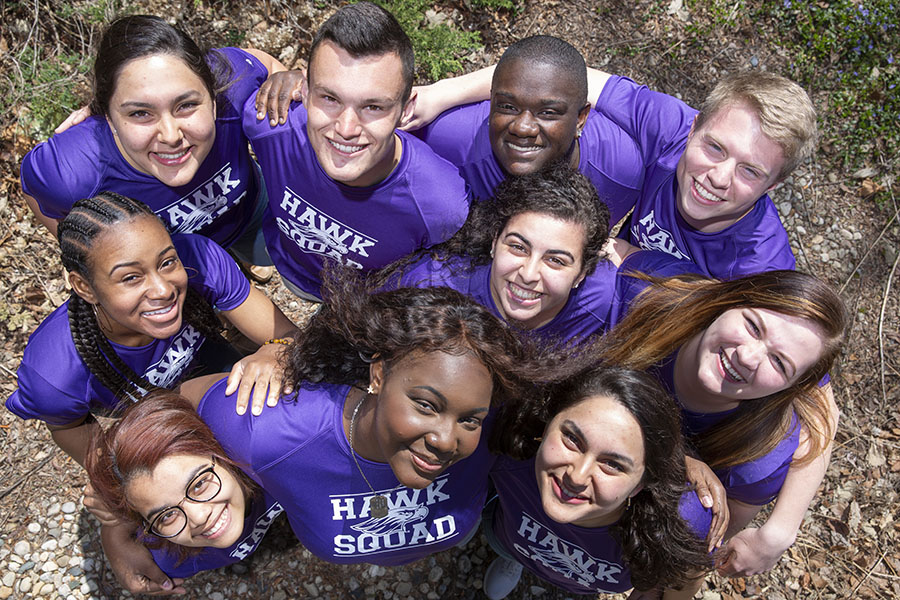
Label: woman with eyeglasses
xmin=85 ymin=391 xmax=283 ymax=594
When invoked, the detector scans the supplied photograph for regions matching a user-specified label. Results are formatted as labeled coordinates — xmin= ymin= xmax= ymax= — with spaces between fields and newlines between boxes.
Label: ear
xmin=687 ymin=114 xmax=698 ymax=140
xmin=69 ymin=271 xmax=99 ymax=305
xmin=577 ymin=102 xmax=591 ymax=130
xmin=300 ymin=75 xmax=310 ymax=105
xmin=628 ymin=483 xmax=644 ymax=498
xmin=573 ymin=269 xmax=588 ymax=290
xmin=399 ymin=92 xmax=416 ymax=128
xmin=368 ymin=359 xmax=385 ymax=395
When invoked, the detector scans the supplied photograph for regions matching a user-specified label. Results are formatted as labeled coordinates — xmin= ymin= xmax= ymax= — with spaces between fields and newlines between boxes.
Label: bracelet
xmin=264 ymin=338 xmax=292 ymax=346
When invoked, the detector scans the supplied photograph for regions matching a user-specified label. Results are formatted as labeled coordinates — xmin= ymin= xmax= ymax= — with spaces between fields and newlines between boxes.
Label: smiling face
xmin=106 ymin=54 xmax=216 ymax=187
xmin=69 ymin=215 xmax=188 ymax=347
xmin=678 ymin=307 xmax=825 ymax=411
xmin=675 ymin=103 xmax=785 ymax=233
xmin=535 ymin=394 xmax=646 ymax=528
xmin=489 ymin=59 xmax=591 ymax=176
xmin=126 ymin=454 xmax=246 ymax=549
xmin=488 ymin=211 xmax=587 ymax=330
xmin=356 ymin=350 xmax=494 ymax=489
xmin=301 ymin=41 xmax=413 ymax=187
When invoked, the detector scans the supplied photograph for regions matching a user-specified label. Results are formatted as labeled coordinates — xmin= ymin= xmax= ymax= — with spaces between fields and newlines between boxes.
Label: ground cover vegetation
xmin=0 ymin=0 xmax=898 ymax=598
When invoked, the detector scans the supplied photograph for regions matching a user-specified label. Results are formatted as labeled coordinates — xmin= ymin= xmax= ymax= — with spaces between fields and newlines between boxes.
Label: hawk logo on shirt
xmin=230 ymin=501 xmax=284 ymax=560
xmin=511 ymin=512 xmax=625 ymax=592
xmin=329 ymin=475 xmax=457 ymax=557
xmin=631 ymin=210 xmax=691 ymax=261
xmin=276 ymin=187 xmax=377 ymax=269
xmin=162 ymin=164 xmax=243 ymax=234
xmin=143 ymin=325 xmax=203 ymax=389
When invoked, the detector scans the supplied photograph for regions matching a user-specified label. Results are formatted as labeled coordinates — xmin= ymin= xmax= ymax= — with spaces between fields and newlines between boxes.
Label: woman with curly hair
xmin=599 ymin=269 xmax=847 ymax=583
xmin=169 ymin=267 xmax=584 ymax=567
xmin=86 ymin=392 xmax=282 ymax=594
xmin=483 ymin=367 xmax=713 ymax=599
xmin=6 ymin=192 xmax=298 ymax=468
xmin=387 ymin=162 xmax=698 ymax=343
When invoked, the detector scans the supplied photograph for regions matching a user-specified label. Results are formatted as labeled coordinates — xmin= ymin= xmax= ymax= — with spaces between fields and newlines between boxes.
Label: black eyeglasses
xmin=145 ymin=457 xmax=222 ymax=538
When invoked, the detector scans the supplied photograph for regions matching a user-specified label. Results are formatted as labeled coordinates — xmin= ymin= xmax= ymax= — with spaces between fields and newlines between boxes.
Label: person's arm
xmin=242 ymin=48 xmax=287 ymax=76
xmin=23 ymin=193 xmax=62 ymax=235
xmin=47 ymin=416 xmax=97 ymax=468
xmin=220 ymin=285 xmax=299 ymax=415
xmin=717 ymin=384 xmax=837 ymax=577
xmin=684 ymin=455 xmax=729 ymax=551
xmin=100 ymin=522 xmax=186 ymax=595
xmin=586 ymin=67 xmax=613 ymax=108
xmin=400 ymin=65 xmax=496 ymax=130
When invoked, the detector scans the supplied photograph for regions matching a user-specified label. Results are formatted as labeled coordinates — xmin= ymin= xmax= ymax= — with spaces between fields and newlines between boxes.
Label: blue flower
xmin=783 ymin=0 xmax=791 ymax=6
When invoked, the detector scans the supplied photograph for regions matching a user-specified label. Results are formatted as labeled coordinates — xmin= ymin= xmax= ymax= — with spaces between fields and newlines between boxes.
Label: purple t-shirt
xmin=652 ymin=358 xmax=800 ymax=506
xmin=150 ymin=492 xmax=283 ymax=578
xmin=399 ymin=249 xmax=699 ymax=343
xmin=414 ymin=100 xmax=644 ymax=226
xmin=489 ymin=456 xmax=711 ymax=594
xmin=243 ymin=101 xmax=470 ymax=297
xmin=5 ymin=234 xmax=250 ymax=425
xmin=596 ymin=76 xmax=796 ymax=279
xmin=20 ymin=48 xmax=268 ymax=249
xmin=198 ymin=379 xmax=495 ymax=566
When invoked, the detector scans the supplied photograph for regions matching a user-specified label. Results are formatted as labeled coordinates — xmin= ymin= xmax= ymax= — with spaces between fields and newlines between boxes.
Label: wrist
xmin=757 ymin=521 xmax=796 ymax=554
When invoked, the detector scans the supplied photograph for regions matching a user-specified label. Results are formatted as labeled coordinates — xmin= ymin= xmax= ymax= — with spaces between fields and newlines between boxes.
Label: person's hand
xmin=83 ymin=483 xmax=121 ymax=527
xmin=54 ymin=106 xmax=91 ymax=134
xmin=627 ymin=587 xmax=662 ymax=600
xmin=684 ymin=455 xmax=729 ymax=551
xmin=255 ymin=70 xmax=305 ymax=126
xmin=227 ymin=342 xmax=291 ymax=415
xmin=100 ymin=523 xmax=186 ymax=595
xmin=399 ymin=86 xmax=442 ymax=131
xmin=716 ymin=526 xmax=788 ymax=577
xmin=603 ymin=237 xmax=639 ymax=267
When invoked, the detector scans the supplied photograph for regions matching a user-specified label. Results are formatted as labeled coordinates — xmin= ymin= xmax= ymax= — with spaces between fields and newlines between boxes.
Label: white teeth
xmin=558 ymin=480 xmax=583 ymax=500
xmin=142 ymin=305 xmax=174 ymax=316
xmin=508 ymin=283 xmax=541 ymax=300
xmin=507 ymin=142 xmax=541 ymax=152
xmin=694 ymin=181 xmax=724 ymax=202
xmin=329 ymin=140 xmax=365 ymax=154
xmin=203 ymin=507 xmax=228 ymax=537
xmin=156 ymin=150 xmax=188 ymax=159
xmin=719 ymin=350 xmax=745 ymax=382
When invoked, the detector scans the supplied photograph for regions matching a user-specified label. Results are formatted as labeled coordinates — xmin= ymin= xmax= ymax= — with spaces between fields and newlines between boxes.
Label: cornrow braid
xmin=59 ymin=192 xmax=225 ymax=404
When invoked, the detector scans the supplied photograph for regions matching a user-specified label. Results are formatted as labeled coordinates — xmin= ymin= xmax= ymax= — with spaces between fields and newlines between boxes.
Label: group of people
xmin=6 ymin=3 xmax=847 ymax=599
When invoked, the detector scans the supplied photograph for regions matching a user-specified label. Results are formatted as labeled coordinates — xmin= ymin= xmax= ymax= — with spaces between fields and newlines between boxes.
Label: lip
xmin=551 ymin=475 xmax=588 ymax=505
xmin=140 ymin=302 xmax=178 ymax=322
xmin=691 ymin=179 xmax=726 ymax=205
xmin=718 ymin=348 xmax=746 ymax=383
xmin=409 ymin=449 xmax=448 ymax=474
xmin=200 ymin=505 xmax=231 ymax=540
xmin=327 ymin=138 xmax=368 ymax=156
xmin=503 ymin=139 xmax=543 ymax=155
xmin=151 ymin=147 xmax=193 ymax=167
xmin=505 ymin=281 xmax=542 ymax=307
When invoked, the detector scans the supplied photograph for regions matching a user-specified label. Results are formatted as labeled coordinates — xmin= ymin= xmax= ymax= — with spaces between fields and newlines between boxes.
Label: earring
xmin=626 ymin=496 xmax=632 ymax=510
xmin=366 ymin=384 xmax=375 ymax=395
xmin=490 ymin=247 xmax=495 ymax=259
xmin=575 ymin=128 xmax=583 ymax=139
xmin=573 ymin=281 xmax=581 ymax=289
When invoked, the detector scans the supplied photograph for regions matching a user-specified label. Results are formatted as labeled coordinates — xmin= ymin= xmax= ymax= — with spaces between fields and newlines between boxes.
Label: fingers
xmin=54 ymin=106 xmax=91 ymax=134
xmin=226 ymin=363 xmax=247 ymax=414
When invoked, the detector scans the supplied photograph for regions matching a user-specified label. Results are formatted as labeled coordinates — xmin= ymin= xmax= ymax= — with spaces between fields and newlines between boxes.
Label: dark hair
xmin=58 ymin=192 xmax=224 ymax=402
xmin=491 ymin=367 xmax=711 ymax=591
xmin=284 ymin=266 xmax=591 ymax=406
xmin=494 ymin=35 xmax=588 ymax=104
xmin=307 ymin=2 xmax=415 ymax=103
xmin=90 ymin=15 xmax=228 ymax=116
xmin=85 ymin=391 xmax=258 ymax=561
xmin=598 ymin=270 xmax=848 ymax=468
xmin=379 ymin=162 xmax=609 ymax=292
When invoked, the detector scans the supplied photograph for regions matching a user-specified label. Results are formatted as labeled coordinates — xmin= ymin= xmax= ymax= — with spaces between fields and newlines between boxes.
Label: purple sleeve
xmin=172 ymin=234 xmax=251 ymax=311
xmin=595 ymin=76 xmax=696 ymax=166
xmin=677 ymin=490 xmax=713 ymax=541
xmin=610 ymin=250 xmax=702 ymax=326
xmin=722 ymin=198 xmax=796 ymax=278
xmin=6 ymin=366 xmax=90 ymax=426
xmin=213 ymin=48 xmax=269 ymax=116
xmin=414 ymin=101 xmax=489 ymax=167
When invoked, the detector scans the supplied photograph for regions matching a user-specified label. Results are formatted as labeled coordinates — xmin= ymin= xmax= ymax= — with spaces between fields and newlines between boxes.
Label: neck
xmin=343 ymin=387 xmax=384 ymax=462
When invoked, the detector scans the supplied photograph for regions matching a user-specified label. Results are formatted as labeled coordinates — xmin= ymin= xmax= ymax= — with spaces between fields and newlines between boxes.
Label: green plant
xmin=758 ymin=0 xmax=899 ymax=171
xmin=377 ymin=0 xmax=482 ymax=81
xmin=471 ymin=0 xmax=519 ymax=12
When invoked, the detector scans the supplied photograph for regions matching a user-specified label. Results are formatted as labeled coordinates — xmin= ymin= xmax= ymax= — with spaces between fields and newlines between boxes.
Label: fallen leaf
xmin=867 ymin=443 xmax=887 ymax=467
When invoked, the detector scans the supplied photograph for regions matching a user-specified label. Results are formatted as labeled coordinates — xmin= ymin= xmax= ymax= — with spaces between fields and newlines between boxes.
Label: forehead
xmin=388 ymin=350 xmax=494 ymax=408
xmin=89 ymin=215 xmax=171 ymax=261
xmin=553 ymin=395 xmax=645 ymax=462
xmin=125 ymin=454 xmax=207 ymax=511
xmin=492 ymin=58 xmax=585 ymax=105
xmin=694 ymin=103 xmax=785 ymax=171
xmin=502 ymin=211 xmax=587 ymax=249
xmin=113 ymin=54 xmax=209 ymax=99
xmin=308 ymin=40 xmax=405 ymax=101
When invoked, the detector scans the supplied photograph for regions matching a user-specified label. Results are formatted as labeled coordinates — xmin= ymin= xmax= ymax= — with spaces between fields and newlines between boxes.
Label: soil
xmin=1 ymin=1 xmax=898 ymax=599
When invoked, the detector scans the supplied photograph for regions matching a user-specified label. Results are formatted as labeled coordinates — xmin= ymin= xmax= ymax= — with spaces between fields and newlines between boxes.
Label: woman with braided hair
xmin=6 ymin=192 xmax=297 ymax=469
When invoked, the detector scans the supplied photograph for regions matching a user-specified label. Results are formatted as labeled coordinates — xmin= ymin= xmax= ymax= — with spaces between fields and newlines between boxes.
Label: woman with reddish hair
xmin=86 ymin=391 xmax=282 ymax=594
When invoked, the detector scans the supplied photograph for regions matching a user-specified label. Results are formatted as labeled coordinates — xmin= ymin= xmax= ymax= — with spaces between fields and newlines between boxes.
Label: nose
xmin=707 ymin=159 xmax=734 ymax=189
xmin=334 ymin=107 xmax=362 ymax=139
xmin=736 ymin=339 xmax=766 ymax=370
xmin=156 ymin=113 xmax=183 ymax=146
xmin=424 ymin=419 xmax=456 ymax=458
xmin=518 ymin=256 xmax=541 ymax=283
xmin=183 ymin=501 xmax=214 ymax=533
xmin=508 ymin=111 xmax=539 ymax=138
xmin=146 ymin=272 xmax=177 ymax=300
xmin=564 ymin=456 xmax=592 ymax=490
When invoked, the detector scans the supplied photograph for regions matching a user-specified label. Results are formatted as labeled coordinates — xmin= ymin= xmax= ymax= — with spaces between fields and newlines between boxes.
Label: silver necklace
xmin=348 ymin=393 xmax=389 ymax=519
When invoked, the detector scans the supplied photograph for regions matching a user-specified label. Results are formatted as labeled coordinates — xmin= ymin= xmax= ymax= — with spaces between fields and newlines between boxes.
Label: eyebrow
xmin=119 ymin=91 xmax=203 ymax=110
xmin=506 ymin=232 xmax=576 ymax=262
xmin=749 ymin=308 xmax=797 ymax=376
xmin=562 ymin=419 xmax=635 ymax=467
xmin=108 ymin=245 xmax=177 ymax=277
xmin=493 ymin=91 xmax=569 ymax=107
xmin=145 ymin=461 xmax=211 ymax=520
xmin=411 ymin=386 xmax=489 ymax=414
xmin=702 ymin=133 xmax=771 ymax=177
xmin=314 ymin=84 xmax=397 ymax=106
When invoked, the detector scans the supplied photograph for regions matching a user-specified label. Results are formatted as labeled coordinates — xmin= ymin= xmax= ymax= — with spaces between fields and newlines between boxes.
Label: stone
xmin=41 ymin=540 xmax=58 ymax=551
xmin=39 ymin=582 xmax=55 ymax=596
xmin=27 ymin=522 xmax=41 ymax=534
xmin=530 ymin=586 xmax=547 ymax=596
xmin=47 ymin=503 xmax=61 ymax=517
xmin=19 ymin=578 xmax=32 ymax=593
xmin=272 ymin=591 xmax=287 ymax=600
xmin=1 ymin=573 xmax=13 ymax=587
xmin=41 ymin=560 xmax=58 ymax=572
xmin=57 ymin=556 xmax=69 ymax=567
xmin=0 ymin=586 xmax=11 ymax=599
xmin=61 ymin=502 xmax=76 ymax=514
xmin=81 ymin=558 xmax=95 ymax=572
xmin=209 ymin=593 xmax=224 ymax=600
xmin=18 ymin=561 xmax=35 ymax=574
xmin=396 ymin=582 xmax=412 ymax=596
xmin=231 ymin=563 xmax=248 ymax=575
xmin=457 ymin=555 xmax=472 ymax=573
xmin=13 ymin=541 xmax=30 ymax=557
xmin=428 ymin=566 xmax=443 ymax=583
xmin=303 ymin=582 xmax=319 ymax=596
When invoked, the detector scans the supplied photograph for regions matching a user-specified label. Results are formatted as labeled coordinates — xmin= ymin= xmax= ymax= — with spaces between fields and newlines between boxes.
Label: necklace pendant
xmin=369 ymin=495 xmax=389 ymax=518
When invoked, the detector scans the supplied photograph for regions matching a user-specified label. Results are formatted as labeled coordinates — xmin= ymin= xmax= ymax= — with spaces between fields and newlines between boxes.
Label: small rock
xmin=41 ymin=560 xmax=58 ymax=572
xmin=0 ymin=573 xmax=12 ymax=587
xmin=13 ymin=541 xmax=30 ymax=557
xmin=26 ymin=522 xmax=41 ymax=534
xmin=41 ymin=540 xmax=58 ymax=551
xmin=18 ymin=561 xmax=35 ymax=574
xmin=396 ymin=582 xmax=412 ymax=596
xmin=796 ymin=225 xmax=806 ymax=235
xmin=272 ymin=591 xmax=287 ymax=600
xmin=778 ymin=201 xmax=792 ymax=216
xmin=57 ymin=556 xmax=69 ymax=567
xmin=47 ymin=503 xmax=61 ymax=517
xmin=0 ymin=586 xmax=11 ymax=599
xmin=81 ymin=558 xmax=95 ymax=572
xmin=19 ymin=578 xmax=32 ymax=593
xmin=62 ymin=501 xmax=77 ymax=513
xmin=209 ymin=593 xmax=224 ymax=600
xmin=750 ymin=55 xmax=759 ymax=67
xmin=303 ymin=582 xmax=319 ymax=596
xmin=39 ymin=582 xmax=55 ymax=596
xmin=237 ymin=582 xmax=248 ymax=594
xmin=428 ymin=566 xmax=443 ymax=583
xmin=457 ymin=555 xmax=471 ymax=573
xmin=67 ymin=566 xmax=82 ymax=578
xmin=231 ymin=563 xmax=248 ymax=575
